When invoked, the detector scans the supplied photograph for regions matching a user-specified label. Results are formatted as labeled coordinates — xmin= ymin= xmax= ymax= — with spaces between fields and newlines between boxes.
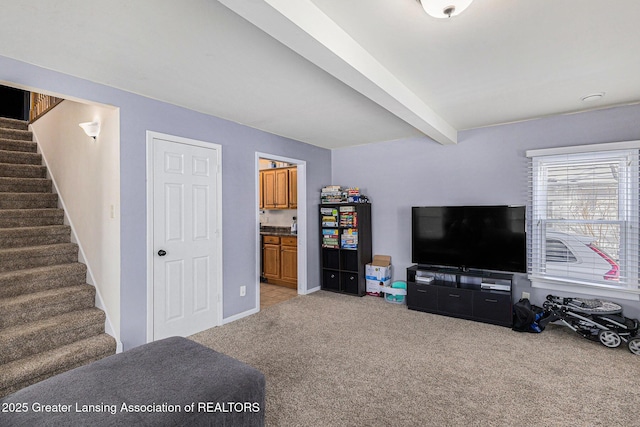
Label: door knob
xmin=158 ymin=250 xmax=167 ymax=256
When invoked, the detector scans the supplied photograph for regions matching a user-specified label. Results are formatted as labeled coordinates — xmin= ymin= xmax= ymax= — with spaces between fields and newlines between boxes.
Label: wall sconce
xmin=79 ymin=121 xmax=101 ymax=140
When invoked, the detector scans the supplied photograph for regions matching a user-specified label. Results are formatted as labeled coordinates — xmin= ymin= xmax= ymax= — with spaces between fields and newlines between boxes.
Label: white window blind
xmin=527 ymin=145 xmax=640 ymax=295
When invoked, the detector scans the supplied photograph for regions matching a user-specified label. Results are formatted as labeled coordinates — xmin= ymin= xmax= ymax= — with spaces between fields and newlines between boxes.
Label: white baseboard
xmin=301 ymin=285 xmax=321 ymax=294
xmin=223 ymin=307 xmax=259 ymax=325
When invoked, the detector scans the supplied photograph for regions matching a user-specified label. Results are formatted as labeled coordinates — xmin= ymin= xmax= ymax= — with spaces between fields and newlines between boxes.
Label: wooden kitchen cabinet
xmin=288 ymin=167 xmax=297 ymax=208
xmin=260 ymin=167 xmax=297 ymax=210
xmin=263 ymin=235 xmax=281 ymax=281
xmin=274 ymin=168 xmax=289 ymax=208
xmin=262 ymin=235 xmax=297 ymax=289
xmin=259 ymin=171 xmax=264 ymax=209
xmin=262 ymin=169 xmax=277 ymax=209
xmin=280 ymin=236 xmax=298 ymax=288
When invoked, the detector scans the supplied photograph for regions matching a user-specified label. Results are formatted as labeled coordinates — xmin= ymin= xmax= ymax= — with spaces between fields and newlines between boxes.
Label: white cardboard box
xmin=365 ymin=255 xmax=392 ymax=295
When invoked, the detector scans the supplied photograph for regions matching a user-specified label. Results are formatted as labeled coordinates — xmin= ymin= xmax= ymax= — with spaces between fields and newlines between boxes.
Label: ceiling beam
xmin=218 ymin=0 xmax=457 ymax=145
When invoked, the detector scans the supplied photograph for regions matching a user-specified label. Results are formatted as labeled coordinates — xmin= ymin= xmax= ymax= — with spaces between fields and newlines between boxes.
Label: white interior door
xmin=151 ymin=135 xmax=221 ymax=340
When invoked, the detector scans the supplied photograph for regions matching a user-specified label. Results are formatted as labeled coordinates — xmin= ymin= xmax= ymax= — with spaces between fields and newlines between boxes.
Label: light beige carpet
xmin=190 ymin=291 xmax=639 ymax=427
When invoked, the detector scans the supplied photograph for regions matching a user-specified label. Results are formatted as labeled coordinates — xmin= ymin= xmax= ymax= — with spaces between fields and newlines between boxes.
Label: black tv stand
xmin=407 ymin=265 xmax=513 ymax=327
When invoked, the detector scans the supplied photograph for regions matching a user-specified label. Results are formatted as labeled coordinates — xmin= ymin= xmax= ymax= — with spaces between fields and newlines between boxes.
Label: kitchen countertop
xmin=260 ymin=226 xmax=297 ymax=237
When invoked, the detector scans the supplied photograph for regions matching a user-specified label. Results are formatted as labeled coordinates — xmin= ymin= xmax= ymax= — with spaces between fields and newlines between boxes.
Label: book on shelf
xmin=346 ymin=188 xmax=360 ymax=203
xmin=321 ymin=207 xmax=339 ymax=226
xmin=346 ymin=187 xmax=360 ymax=196
xmin=322 ymin=240 xmax=339 ymax=249
xmin=321 ymin=198 xmax=345 ymax=204
xmin=339 ymin=211 xmax=357 ymax=228
xmin=321 ymin=185 xmax=346 ymax=204
xmin=321 ymin=207 xmax=336 ymax=214
xmin=320 ymin=186 xmax=368 ymax=204
xmin=341 ymin=228 xmax=358 ymax=249
xmin=322 ymin=228 xmax=339 ymax=248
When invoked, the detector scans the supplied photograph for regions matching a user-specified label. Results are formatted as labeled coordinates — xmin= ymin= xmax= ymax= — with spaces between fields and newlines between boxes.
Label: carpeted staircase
xmin=0 ymin=116 xmax=116 ymax=398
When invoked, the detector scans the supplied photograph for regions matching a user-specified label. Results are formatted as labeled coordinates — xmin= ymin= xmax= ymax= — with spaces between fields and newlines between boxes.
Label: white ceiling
xmin=1 ymin=0 xmax=639 ymax=148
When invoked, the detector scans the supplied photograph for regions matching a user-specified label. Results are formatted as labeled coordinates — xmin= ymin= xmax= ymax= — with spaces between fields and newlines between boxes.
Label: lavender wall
xmin=1 ymin=55 xmax=331 ymax=350
xmin=332 ymin=103 xmax=640 ymax=317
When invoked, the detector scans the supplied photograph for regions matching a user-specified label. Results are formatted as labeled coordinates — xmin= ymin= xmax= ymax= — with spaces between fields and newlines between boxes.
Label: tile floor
xmin=260 ymin=283 xmax=297 ymax=309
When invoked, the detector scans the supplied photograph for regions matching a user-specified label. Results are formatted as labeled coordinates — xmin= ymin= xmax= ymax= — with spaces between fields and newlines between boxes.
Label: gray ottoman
xmin=0 ymin=337 xmax=265 ymax=426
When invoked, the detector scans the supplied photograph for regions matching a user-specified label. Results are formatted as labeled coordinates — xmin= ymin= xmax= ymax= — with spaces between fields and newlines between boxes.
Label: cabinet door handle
xmin=448 ymin=294 xmax=460 ymax=298
xmin=330 ymin=274 xmax=335 ymax=279
xmin=417 ymin=289 xmax=427 ymax=293
xmin=485 ymin=299 xmax=498 ymax=303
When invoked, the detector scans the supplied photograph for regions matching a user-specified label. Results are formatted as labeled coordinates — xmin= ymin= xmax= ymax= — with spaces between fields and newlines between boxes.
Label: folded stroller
xmin=541 ymin=294 xmax=640 ymax=355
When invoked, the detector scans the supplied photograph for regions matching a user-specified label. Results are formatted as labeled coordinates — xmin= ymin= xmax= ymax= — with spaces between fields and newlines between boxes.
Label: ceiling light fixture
xmin=581 ymin=92 xmax=605 ymax=103
xmin=419 ymin=0 xmax=474 ymax=18
xmin=79 ymin=121 xmax=101 ymax=140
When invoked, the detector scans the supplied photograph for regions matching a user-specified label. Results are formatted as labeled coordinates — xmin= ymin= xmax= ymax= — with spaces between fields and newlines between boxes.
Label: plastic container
xmin=383 ymin=281 xmax=407 ymax=304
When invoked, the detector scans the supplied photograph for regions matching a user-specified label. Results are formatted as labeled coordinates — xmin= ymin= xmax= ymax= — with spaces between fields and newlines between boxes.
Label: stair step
xmin=0 ymin=138 xmax=37 ymax=153
xmin=0 ymin=333 xmax=116 ymax=398
xmin=0 ymin=149 xmax=42 ymax=165
xmin=0 ymin=118 xmax=115 ymax=400
xmin=0 ymin=208 xmax=63 ymax=227
xmin=0 ymin=163 xmax=47 ymax=178
xmin=0 ymin=263 xmax=87 ymax=299
xmin=0 ymin=308 xmax=106 ymax=365
xmin=0 ymin=192 xmax=58 ymax=209
xmin=0 ymin=225 xmax=71 ymax=248
xmin=0 ymin=284 xmax=95 ymax=329
xmin=0 ymin=177 xmax=52 ymax=193
xmin=0 ymin=118 xmax=29 ymax=131
xmin=0 ymin=128 xmax=32 ymax=142
xmin=0 ymin=243 xmax=78 ymax=273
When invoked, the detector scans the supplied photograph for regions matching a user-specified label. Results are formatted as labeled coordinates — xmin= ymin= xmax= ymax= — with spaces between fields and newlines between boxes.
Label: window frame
xmin=527 ymin=142 xmax=640 ymax=301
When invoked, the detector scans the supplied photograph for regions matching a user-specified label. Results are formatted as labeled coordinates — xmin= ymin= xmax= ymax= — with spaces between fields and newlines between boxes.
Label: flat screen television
xmin=411 ymin=205 xmax=526 ymax=273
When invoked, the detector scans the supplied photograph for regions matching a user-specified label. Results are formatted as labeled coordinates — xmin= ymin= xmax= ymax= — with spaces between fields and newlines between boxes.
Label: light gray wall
xmin=1 ymin=55 xmax=330 ymax=350
xmin=332 ymin=103 xmax=640 ymax=318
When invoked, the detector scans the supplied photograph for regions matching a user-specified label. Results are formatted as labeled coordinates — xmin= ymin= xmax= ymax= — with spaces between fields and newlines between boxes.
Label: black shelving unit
xmin=406 ymin=265 xmax=513 ymax=327
xmin=320 ymin=203 xmax=372 ymax=296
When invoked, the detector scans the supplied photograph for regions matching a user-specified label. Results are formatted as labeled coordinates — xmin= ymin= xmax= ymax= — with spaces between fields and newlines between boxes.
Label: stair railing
xmin=29 ymin=93 xmax=64 ymax=122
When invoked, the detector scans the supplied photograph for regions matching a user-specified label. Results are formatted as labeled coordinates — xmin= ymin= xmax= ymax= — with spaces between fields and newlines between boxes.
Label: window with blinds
xmin=527 ymin=146 xmax=639 ymax=295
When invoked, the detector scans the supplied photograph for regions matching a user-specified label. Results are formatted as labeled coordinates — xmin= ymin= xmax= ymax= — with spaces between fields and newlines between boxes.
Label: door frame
xmin=255 ymin=152 xmax=308 ymax=309
xmin=145 ymin=131 xmax=223 ymax=343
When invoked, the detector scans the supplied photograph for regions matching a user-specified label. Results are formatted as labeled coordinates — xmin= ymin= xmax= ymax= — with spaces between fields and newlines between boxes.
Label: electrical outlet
xmin=522 ymin=291 xmax=530 ymax=300
xmin=240 ymin=286 xmax=246 ymax=297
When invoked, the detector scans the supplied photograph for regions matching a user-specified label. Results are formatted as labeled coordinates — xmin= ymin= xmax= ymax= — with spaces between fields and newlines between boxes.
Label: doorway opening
xmin=0 ymin=81 xmax=122 ymax=349
xmin=256 ymin=153 xmax=307 ymax=310
xmin=0 ymin=84 xmax=29 ymax=120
